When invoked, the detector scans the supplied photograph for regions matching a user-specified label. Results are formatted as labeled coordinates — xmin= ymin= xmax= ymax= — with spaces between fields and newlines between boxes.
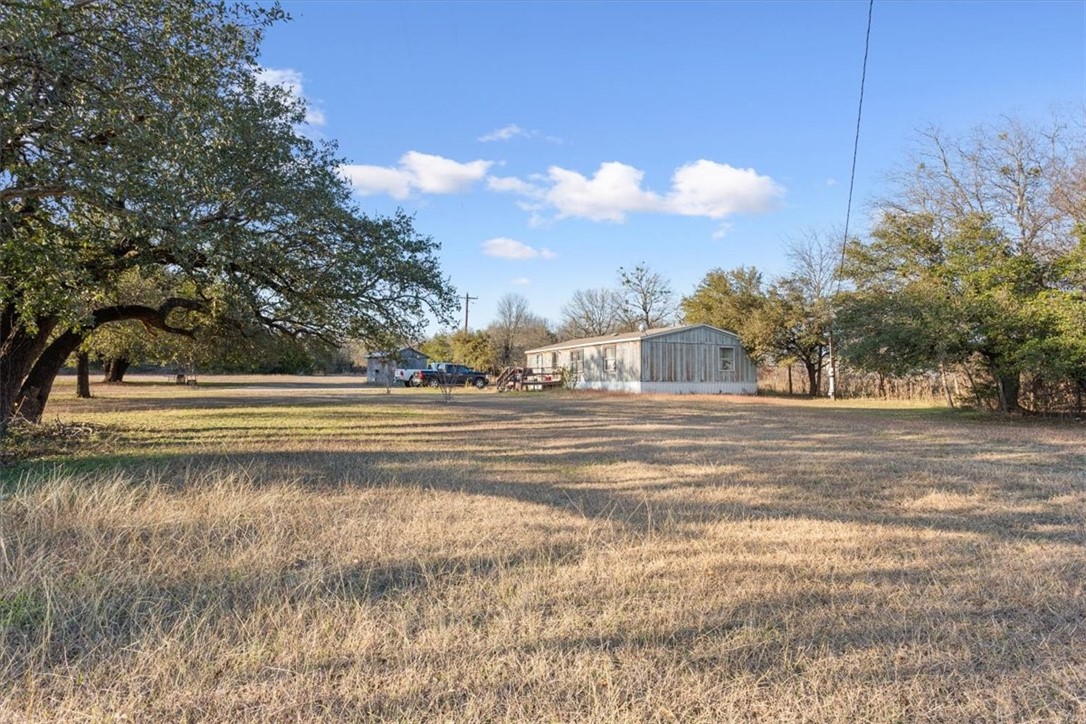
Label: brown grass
xmin=1 ymin=376 xmax=1084 ymax=721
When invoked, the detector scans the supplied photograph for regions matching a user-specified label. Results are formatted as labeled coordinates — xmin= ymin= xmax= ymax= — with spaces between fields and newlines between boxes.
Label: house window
xmin=604 ymin=346 xmax=617 ymax=374
xmin=569 ymin=350 xmax=582 ymax=375
xmin=719 ymin=347 xmax=735 ymax=373
xmin=534 ymin=354 xmax=544 ymax=369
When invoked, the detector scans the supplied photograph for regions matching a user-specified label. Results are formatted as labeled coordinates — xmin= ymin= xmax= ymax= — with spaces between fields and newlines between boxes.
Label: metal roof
xmin=524 ymin=324 xmax=736 ymax=354
xmin=367 ymin=347 xmax=426 ymax=359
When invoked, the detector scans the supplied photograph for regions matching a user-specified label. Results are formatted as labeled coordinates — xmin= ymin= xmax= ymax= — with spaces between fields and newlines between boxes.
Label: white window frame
xmin=603 ymin=345 xmax=617 ymax=374
xmin=719 ymin=346 xmax=735 ymax=373
xmin=569 ymin=349 xmax=582 ymax=375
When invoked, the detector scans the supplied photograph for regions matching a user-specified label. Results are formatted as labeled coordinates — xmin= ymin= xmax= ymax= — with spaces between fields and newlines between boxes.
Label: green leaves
xmin=1 ymin=0 xmax=455 ymax=425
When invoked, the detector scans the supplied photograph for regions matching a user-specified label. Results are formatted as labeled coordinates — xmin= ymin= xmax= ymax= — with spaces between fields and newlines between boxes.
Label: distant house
xmin=366 ymin=347 xmax=428 ymax=385
xmin=524 ymin=324 xmax=756 ymax=394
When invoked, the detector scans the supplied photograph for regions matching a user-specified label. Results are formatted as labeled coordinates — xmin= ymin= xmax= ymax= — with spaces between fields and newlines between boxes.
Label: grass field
xmin=1 ymin=376 xmax=1084 ymax=721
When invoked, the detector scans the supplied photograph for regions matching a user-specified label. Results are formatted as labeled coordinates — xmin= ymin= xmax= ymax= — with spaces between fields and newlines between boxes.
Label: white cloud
xmin=479 ymin=124 xmax=529 ymax=142
xmin=401 ymin=152 xmax=492 ymax=194
xmin=479 ymin=123 xmax=562 ymax=144
xmin=256 ymin=67 xmax=326 ymax=127
xmin=666 ymin=160 xmax=783 ymax=218
xmin=546 ymin=162 xmax=664 ymax=222
xmin=487 ymin=176 xmax=537 ymax=194
xmin=339 ymin=165 xmax=414 ymax=199
xmin=711 ymin=222 xmax=733 ymax=240
xmin=826 ymin=177 xmax=839 ymax=186
xmin=482 ymin=237 xmax=556 ymax=260
xmin=490 ymin=160 xmax=783 ymax=223
xmin=340 ymin=151 xmax=493 ymax=199
xmin=511 ymin=277 xmax=531 ymax=286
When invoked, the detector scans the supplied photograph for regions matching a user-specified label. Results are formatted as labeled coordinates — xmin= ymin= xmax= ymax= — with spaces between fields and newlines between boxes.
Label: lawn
xmin=2 ymin=376 xmax=1084 ymax=721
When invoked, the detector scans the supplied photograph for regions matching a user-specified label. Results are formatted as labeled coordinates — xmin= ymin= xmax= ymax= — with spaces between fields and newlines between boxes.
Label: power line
xmin=836 ymin=0 xmax=875 ymax=288
xmin=829 ymin=0 xmax=874 ymax=401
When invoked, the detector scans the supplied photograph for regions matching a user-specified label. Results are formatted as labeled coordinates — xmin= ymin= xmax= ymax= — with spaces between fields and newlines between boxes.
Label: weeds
xmin=0 ymin=375 xmax=1083 ymax=720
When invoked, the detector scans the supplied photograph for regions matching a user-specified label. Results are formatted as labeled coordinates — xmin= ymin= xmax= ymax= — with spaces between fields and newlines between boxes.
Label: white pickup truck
xmin=394 ymin=364 xmax=430 ymax=386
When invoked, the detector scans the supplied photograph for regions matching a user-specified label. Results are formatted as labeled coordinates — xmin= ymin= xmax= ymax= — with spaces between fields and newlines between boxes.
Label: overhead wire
xmin=828 ymin=0 xmax=874 ymax=399
xmin=836 ymin=0 xmax=875 ymax=292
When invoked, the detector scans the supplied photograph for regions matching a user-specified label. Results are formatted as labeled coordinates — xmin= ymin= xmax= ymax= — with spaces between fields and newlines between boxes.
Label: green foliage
xmin=1 ymin=0 xmax=456 ymax=425
xmin=419 ymin=334 xmax=454 ymax=365
xmin=839 ymin=209 xmax=1082 ymax=410
xmin=450 ymin=330 xmax=494 ymax=372
xmin=420 ymin=330 xmax=495 ymax=372
xmin=0 ymin=590 xmax=46 ymax=633
xmin=682 ymin=267 xmax=769 ymax=361
xmin=1018 ymin=291 xmax=1086 ymax=387
xmin=682 ymin=261 xmax=833 ymax=395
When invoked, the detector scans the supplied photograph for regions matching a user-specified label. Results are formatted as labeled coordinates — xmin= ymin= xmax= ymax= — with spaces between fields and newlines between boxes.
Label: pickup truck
xmin=394 ymin=365 xmax=428 ymax=386
xmin=411 ymin=363 xmax=489 ymax=389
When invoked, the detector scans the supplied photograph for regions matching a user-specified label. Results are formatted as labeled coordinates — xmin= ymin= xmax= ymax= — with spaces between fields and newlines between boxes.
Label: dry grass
xmin=1 ymin=375 xmax=1085 ymax=721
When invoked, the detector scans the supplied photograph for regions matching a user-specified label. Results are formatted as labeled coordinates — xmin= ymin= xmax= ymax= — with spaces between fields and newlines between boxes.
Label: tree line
xmin=425 ymin=118 xmax=1084 ymax=414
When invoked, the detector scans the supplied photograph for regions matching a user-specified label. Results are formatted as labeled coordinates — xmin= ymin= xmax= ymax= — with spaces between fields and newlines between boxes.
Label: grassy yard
xmin=1 ymin=376 xmax=1084 ymax=721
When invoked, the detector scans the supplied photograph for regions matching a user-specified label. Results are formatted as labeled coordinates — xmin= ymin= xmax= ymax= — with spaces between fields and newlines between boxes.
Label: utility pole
xmin=462 ymin=293 xmax=478 ymax=332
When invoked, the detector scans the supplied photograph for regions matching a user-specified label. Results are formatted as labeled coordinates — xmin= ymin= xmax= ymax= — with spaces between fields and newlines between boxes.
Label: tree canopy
xmin=837 ymin=118 xmax=1085 ymax=411
xmin=0 ymin=0 xmax=455 ymax=429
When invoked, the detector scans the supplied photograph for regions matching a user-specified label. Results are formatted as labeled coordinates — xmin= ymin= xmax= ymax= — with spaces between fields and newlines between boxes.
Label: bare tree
xmin=617 ymin=264 xmax=678 ymax=331
xmin=560 ymin=288 xmax=624 ymax=338
xmin=784 ymin=229 xmax=842 ymax=396
xmin=488 ymin=293 xmax=553 ymax=368
xmin=786 ymin=228 xmax=842 ymax=302
xmin=887 ymin=117 xmax=1082 ymax=259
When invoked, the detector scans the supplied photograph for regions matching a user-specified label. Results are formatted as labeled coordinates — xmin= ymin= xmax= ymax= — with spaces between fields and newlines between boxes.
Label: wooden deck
xmin=495 ymin=367 xmax=565 ymax=392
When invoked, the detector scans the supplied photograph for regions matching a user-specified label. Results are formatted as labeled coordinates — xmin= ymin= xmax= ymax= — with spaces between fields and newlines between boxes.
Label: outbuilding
xmin=367 ymin=347 xmax=428 ymax=385
xmin=523 ymin=324 xmax=756 ymax=394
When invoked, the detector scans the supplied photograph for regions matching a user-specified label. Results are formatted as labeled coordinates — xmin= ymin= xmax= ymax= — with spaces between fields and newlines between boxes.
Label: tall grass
xmin=1 ymin=377 xmax=1084 ymax=720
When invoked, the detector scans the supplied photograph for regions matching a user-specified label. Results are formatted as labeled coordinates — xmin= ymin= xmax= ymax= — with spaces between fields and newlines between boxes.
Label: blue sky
xmin=258 ymin=0 xmax=1086 ymax=330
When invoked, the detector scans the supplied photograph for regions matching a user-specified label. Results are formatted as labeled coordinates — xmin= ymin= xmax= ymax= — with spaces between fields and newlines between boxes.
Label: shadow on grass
xmin=8 ymin=389 xmax=1084 ymax=558
xmin=5 ymin=391 xmax=1085 ymax=719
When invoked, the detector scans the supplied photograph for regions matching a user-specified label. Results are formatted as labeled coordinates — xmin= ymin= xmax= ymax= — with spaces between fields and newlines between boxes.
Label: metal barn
xmin=367 ymin=347 xmax=428 ymax=385
xmin=524 ymin=325 xmax=757 ymax=394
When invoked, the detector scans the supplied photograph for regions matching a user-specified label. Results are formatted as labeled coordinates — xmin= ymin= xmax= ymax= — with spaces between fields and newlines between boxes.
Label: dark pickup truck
xmin=412 ymin=363 xmax=489 ymax=389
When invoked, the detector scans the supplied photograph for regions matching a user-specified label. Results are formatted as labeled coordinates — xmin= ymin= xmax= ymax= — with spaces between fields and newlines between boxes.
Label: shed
xmin=367 ymin=347 xmax=428 ymax=385
xmin=524 ymin=324 xmax=756 ymax=394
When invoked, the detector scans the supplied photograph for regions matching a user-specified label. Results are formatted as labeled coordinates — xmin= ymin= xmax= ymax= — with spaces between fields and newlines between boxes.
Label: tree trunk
xmin=962 ymin=364 xmax=984 ymax=409
xmin=938 ymin=359 xmax=955 ymax=409
xmin=14 ymin=330 xmax=85 ymax=424
xmin=5 ymin=299 xmax=200 ymax=429
xmin=76 ymin=352 xmax=91 ymax=398
xmin=998 ymin=373 xmax=1021 ymax=413
xmin=1 ymin=305 xmax=60 ymax=433
xmin=105 ymin=357 xmax=130 ymax=383
xmin=804 ymin=360 xmax=819 ymax=398
xmin=787 ymin=365 xmax=793 ymax=396
xmin=101 ymin=357 xmax=113 ymax=383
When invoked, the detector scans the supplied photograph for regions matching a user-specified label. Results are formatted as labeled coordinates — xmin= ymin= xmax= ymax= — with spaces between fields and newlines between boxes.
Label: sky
xmin=257 ymin=0 xmax=1086 ymax=331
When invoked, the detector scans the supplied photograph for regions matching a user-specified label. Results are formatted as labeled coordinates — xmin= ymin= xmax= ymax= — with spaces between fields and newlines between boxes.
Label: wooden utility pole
xmin=462 ymin=293 xmax=478 ymax=332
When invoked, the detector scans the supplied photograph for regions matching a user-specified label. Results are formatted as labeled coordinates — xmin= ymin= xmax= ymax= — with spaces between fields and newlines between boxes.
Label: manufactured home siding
xmin=642 ymin=327 xmax=755 ymax=385
xmin=567 ymin=342 xmax=639 ymax=384
xmin=524 ymin=325 xmax=756 ymax=394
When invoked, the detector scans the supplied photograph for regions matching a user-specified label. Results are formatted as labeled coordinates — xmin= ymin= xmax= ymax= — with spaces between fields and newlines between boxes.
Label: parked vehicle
xmin=412 ymin=363 xmax=489 ymax=389
xmin=394 ymin=365 xmax=428 ymax=386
